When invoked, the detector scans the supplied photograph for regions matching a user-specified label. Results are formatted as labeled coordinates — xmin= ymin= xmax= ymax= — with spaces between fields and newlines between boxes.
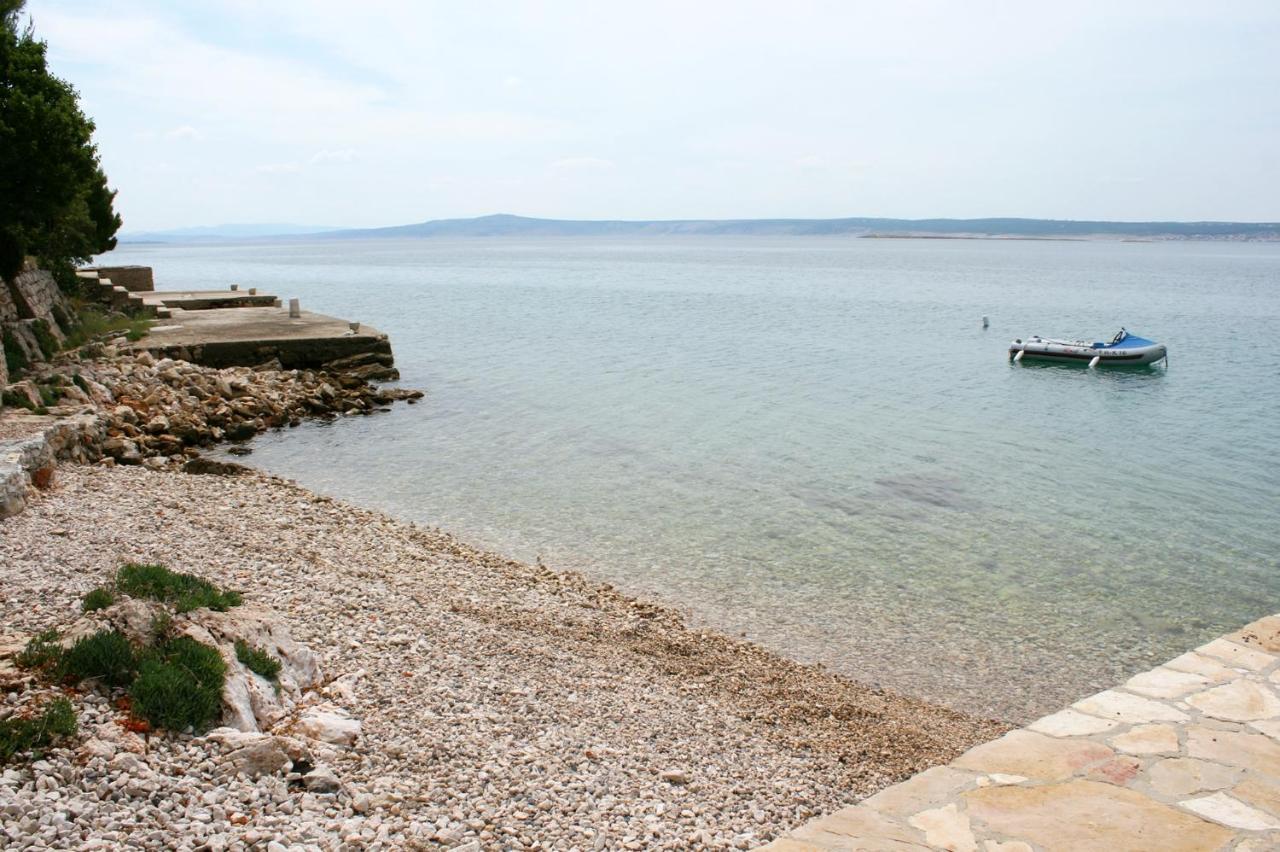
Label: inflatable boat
xmin=1008 ymin=329 xmax=1167 ymax=367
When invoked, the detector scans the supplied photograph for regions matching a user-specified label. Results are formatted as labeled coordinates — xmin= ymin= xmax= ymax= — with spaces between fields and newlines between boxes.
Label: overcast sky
xmin=25 ymin=0 xmax=1280 ymax=231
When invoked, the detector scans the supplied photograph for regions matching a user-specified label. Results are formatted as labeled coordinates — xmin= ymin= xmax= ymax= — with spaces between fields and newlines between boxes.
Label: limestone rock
xmin=294 ymin=703 xmax=361 ymax=746
xmin=206 ymin=728 xmax=292 ymax=777
xmin=302 ymin=763 xmax=341 ymax=793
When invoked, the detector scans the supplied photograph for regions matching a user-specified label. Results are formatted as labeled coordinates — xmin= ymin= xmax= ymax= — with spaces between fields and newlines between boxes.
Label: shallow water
xmin=102 ymin=236 xmax=1280 ymax=721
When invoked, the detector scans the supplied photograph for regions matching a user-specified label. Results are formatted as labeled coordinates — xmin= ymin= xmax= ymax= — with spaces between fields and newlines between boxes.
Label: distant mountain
xmin=120 ymin=223 xmax=344 ymax=242
xmin=121 ymin=214 xmax=1280 ymax=243
xmin=319 ymin=214 xmax=1280 ymax=241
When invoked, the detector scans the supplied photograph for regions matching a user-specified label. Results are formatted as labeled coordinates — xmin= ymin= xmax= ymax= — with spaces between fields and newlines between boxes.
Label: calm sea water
xmin=102 ymin=237 xmax=1280 ymax=721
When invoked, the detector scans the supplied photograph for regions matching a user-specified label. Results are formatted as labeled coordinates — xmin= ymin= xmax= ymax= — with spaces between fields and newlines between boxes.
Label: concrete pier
xmin=132 ymin=305 xmax=393 ymax=370
xmin=77 ymin=267 xmax=396 ymax=373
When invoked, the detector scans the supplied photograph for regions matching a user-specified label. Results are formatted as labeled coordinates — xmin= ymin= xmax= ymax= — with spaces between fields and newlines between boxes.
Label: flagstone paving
xmin=759 ymin=614 xmax=1280 ymax=851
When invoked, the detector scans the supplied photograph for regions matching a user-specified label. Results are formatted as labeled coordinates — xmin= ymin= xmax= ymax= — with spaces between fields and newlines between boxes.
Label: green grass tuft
xmin=81 ymin=587 xmax=116 ymax=613
xmin=59 ymin=630 xmax=137 ymax=688
xmin=15 ymin=629 xmax=62 ymax=672
xmin=234 ymin=639 xmax=281 ymax=681
xmin=114 ymin=563 xmax=241 ymax=613
xmin=130 ymin=637 xmax=226 ymax=732
xmin=0 ymin=698 xmax=76 ymax=765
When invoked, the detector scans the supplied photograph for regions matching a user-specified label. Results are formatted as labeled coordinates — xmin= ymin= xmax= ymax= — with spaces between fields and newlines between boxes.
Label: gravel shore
xmin=1 ymin=463 xmax=1007 ymax=849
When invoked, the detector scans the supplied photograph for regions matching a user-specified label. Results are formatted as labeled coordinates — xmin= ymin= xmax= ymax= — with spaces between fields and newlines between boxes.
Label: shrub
xmin=61 ymin=306 xmax=149 ymax=350
xmin=59 ymin=630 xmax=136 ymax=688
xmin=114 ymin=562 xmax=241 ymax=613
xmin=1 ymin=389 xmax=44 ymax=413
xmin=2 ymin=327 xmax=28 ymax=376
xmin=234 ymin=640 xmax=281 ymax=681
xmin=130 ymin=637 xmax=226 ymax=732
xmin=72 ymin=373 xmax=90 ymax=394
xmin=31 ymin=319 xmax=57 ymax=359
xmin=15 ymin=629 xmax=62 ymax=672
xmin=80 ymin=587 xmax=115 ymax=613
xmin=0 ymin=698 xmax=76 ymax=765
xmin=125 ymin=318 xmax=151 ymax=342
xmin=50 ymin=302 xmax=72 ymax=334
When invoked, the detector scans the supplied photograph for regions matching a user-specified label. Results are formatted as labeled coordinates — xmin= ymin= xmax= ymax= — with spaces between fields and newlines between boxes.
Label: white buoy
xmin=1089 ymin=355 xmax=1101 ymax=369
xmin=1014 ymin=350 xmax=1024 ymax=363
xmin=982 ymin=315 xmax=989 ymax=329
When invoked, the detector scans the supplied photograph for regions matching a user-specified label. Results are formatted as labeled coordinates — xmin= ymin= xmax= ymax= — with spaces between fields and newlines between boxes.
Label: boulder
xmin=293 ymin=703 xmax=361 ymax=746
xmin=206 ymin=728 xmax=292 ymax=777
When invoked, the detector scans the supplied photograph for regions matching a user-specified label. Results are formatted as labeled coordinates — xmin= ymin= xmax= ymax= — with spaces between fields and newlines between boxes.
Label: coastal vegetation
xmin=234 ymin=639 xmax=282 ymax=682
xmin=0 ymin=0 xmax=121 ymax=282
xmin=9 ymin=563 xmax=247 ymax=751
xmin=0 ymin=697 xmax=75 ymax=765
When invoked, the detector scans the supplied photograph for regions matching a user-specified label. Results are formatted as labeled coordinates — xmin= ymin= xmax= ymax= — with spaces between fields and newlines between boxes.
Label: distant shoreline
xmin=121 ymin=213 xmax=1280 ymax=244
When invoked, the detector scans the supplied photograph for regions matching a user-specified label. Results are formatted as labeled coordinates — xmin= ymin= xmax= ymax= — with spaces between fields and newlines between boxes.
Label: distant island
xmin=122 ymin=213 xmax=1280 ymax=243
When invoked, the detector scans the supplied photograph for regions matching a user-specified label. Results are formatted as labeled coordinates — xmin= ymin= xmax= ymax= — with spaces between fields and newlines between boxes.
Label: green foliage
xmin=71 ymin=372 xmax=89 ymax=394
xmin=130 ymin=637 xmax=226 ymax=732
xmin=60 ymin=305 xmax=138 ymax=349
xmin=1 ymin=388 xmax=44 ymax=413
xmin=30 ymin=318 xmax=55 ymax=358
xmin=59 ymin=629 xmax=136 ymax=688
xmin=80 ymin=586 xmax=115 ymax=613
xmin=150 ymin=611 xmax=173 ymax=642
xmin=125 ymin=317 xmax=151 ymax=342
xmin=14 ymin=628 xmax=61 ymax=672
xmin=114 ymin=562 xmax=242 ymax=613
xmin=0 ymin=2 xmax=120 ymax=279
xmin=0 ymin=697 xmax=76 ymax=764
xmin=234 ymin=639 xmax=281 ymax=681
xmin=2 ymin=326 xmax=26 ymax=375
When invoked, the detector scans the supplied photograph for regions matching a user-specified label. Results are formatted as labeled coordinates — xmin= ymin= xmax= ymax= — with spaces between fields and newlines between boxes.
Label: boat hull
xmin=1009 ymin=340 xmax=1167 ymax=366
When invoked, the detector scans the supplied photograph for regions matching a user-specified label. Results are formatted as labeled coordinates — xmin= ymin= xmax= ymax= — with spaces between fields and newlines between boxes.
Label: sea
xmin=100 ymin=236 xmax=1280 ymax=722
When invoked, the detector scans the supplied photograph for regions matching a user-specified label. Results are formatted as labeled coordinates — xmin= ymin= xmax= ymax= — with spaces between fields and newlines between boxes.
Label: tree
xmin=0 ymin=0 xmax=121 ymax=281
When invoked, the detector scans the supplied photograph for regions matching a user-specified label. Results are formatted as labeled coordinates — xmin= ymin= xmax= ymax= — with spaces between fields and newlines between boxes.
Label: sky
xmin=23 ymin=0 xmax=1280 ymax=231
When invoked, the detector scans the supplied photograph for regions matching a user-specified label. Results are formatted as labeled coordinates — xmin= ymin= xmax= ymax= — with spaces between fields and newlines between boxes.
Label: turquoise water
xmin=102 ymin=237 xmax=1280 ymax=721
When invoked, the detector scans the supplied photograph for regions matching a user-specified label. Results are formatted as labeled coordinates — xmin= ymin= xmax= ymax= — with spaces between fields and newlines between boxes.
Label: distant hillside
xmin=124 ymin=214 xmax=1280 ymax=243
xmin=121 ymin=223 xmax=343 ymax=242
xmin=321 ymin=214 xmax=1280 ymax=241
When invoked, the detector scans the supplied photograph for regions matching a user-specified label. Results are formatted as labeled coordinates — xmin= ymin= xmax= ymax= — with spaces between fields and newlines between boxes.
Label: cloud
xmin=551 ymin=157 xmax=616 ymax=172
xmin=255 ymin=162 xmax=304 ymax=175
xmin=310 ymin=149 xmax=358 ymax=165
xmin=163 ymin=125 xmax=201 ymax=141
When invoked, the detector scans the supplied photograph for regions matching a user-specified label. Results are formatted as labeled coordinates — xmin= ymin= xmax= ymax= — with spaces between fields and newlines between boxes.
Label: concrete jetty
xmin=760 ymin=613 xmax=1280 ymax=851
xmin=136 ymin=305 xmax=392 ymax=370
xmin=78 ymin=267 xmax=395 ymax=374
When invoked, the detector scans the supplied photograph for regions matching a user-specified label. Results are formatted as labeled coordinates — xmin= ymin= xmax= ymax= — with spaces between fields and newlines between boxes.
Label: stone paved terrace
xmin=760 ymin=614 xmax=1280 ymax=851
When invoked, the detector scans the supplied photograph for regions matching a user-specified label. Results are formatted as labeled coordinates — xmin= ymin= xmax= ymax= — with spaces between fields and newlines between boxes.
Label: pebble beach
xmin=1 ymin=458 xmax=1007 ymax=849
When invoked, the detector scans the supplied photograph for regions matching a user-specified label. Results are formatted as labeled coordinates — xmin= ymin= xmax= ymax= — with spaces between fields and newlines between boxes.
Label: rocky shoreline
xmin=0 ymin=348 xmax=1009 ymax=850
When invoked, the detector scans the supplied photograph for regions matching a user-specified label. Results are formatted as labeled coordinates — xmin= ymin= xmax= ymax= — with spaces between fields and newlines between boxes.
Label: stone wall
xmin=0 ymin=272 xmax=17 ymax=323
xmin=2 ymin=261 xmax=77 ymax=413
xmin=91 ymin=265 xmax=154 ymax=292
